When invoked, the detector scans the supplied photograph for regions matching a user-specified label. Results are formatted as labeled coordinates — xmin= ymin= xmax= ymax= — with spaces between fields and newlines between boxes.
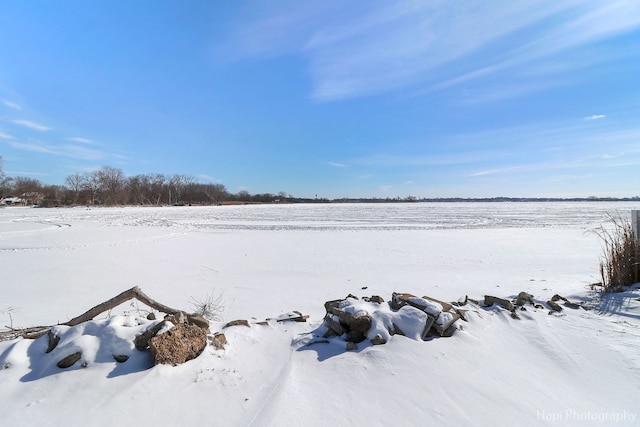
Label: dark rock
xmin=392 ymin=323 xmax=405 ymax=336
xmin=431 ymin=312 xmax=460 ymax=337
xmin=421 ymin=295 xmax=453 ymax=312
xmin=452 ymin=295 xmax=469 ymax=306
xmin=277 ymin=311 xmax=309 ymax=322
xmin=484 ymin=295 xmax=514 ymax=312
xmin=345 ymin=315 xmax=372 ymax=343
xmin=547 ymin=300 xmax=563 ymax=312
xmin=563 ymin=301 xmax=581 ymax=309
xmin=324 ymin=299 xmax=342 ymax=315
xmin=515 ymin=292 xmax=534 ymax=306
xmin=421 ymin=315 xmax=436 ymax=339
xmin=370 ymin=334 xmax=386 ymax=345
xmin=134 ymin=321 xmax=166 ymax=351
xmin=346 ymin=342 xmax=357 ymax=351
xmin=390 ymin=292 xmax=413 ymax=310
xmin=149 ymin=323 xmax=207 ymax=366
xmin=439 ymin=324 xmax=457 ymax=338
xmin=46 ymin=330 xmax=60 ymax=354
xmin=164 ymin=311 xmax=186 ymax=325
xmin=323 ymin=313 xmax=345 ymax=336
xmin=147 ymin=312 xmax=156 ymax=320
xmin=210 ymin=333 xmax=227 ymax=350
xmin=57 ymin=351 xmax=82 ymax=369
xmin=113 ymin=354 xmax=129 ymax=363
xmin=187 ymin=314 xmax=210 ymax=331
xmin=551 ymin=294 xmax=581 ymax=309
xmin=224 ymin=319 xmax=250 ymax=328
xmin=346 ymin=293 xmax=359 ymax=300
xmin=454 ymin=308 xmax=469 ymax=321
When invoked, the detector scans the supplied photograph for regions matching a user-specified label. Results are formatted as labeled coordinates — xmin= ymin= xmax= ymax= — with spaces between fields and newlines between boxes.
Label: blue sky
xmin=1 ymin=1 xmax=639 ymax=198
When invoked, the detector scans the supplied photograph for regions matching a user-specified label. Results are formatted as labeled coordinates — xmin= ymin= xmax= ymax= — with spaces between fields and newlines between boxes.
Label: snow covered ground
xmin=1 ymin=202 xmax=639 ymax=426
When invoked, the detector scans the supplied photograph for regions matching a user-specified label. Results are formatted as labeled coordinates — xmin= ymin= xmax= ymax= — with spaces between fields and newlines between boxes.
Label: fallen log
xmin=0 ymin=286 xmax=203 ymax=342
xmin=64 ymin=286 xmax=182 ymax=327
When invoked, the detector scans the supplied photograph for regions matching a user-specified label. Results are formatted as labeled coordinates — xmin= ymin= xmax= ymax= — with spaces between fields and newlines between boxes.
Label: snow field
xmin=1 ymin=202 xmax=640 ymax=426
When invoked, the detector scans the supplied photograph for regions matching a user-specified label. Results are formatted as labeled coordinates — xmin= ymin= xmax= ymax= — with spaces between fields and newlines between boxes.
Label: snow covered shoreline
xmin=1 ymin=202 xmax=640 ymax=426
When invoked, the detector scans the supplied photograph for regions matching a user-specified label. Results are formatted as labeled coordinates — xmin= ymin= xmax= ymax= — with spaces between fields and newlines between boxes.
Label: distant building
xmin=0 ymin=196 xmax=23 ymax=206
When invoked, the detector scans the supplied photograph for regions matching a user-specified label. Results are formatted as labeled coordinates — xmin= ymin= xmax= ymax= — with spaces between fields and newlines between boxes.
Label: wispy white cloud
xmin=457 ymin=81 xmax=563 ymax=105
xmin=328 ymin=161 xmax=348 ymax=168
xmin=5 ymin=170 xmax=50 ymax=176
xmin=585 ymin=114 xmax=606 ymax=120
xmin=220 ymin=1 xmax=640 ymax=102
xmin=198 ymin=174 xmax=223 ymax=182
xmin=7 ymin=140 xmax=106 ymax=160
xmin=356 ymin=151 xmax=504 ymax=168
xmin=67 ymin=137 xmax=93 ymax=144
xmin=12 ymin=119 xmax=51 ymax=131
xmin=0 ymin=130 xmax=14 ymax=140
xmin=599 ymin=152 xmax=623 ymax=159
xmin=2 ymin=100 xmax=21 ymax=110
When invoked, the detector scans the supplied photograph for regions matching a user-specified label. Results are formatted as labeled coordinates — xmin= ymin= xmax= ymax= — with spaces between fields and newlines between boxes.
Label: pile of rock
xmin=135 ymin=312 xmax=210 ymax=366
xmin=483 ymin=292 xmax=588 ymax=317
xmin=322 ymin=292 xmax=466 ymax=348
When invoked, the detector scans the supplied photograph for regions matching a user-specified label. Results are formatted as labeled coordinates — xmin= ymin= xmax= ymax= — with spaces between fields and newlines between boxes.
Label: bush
xmin=595 ymin=215 xmax=640 ymax=292
xmin=190 ymin=291 xmax=225 ymax=322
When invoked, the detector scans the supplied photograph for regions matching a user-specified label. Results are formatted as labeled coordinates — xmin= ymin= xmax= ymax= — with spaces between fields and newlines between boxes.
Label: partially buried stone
xmin=134 ymin=321 xmax=166 ymax=351
xmin=210 ymin=333 xmax=227 ymax=350
xmin=224 ymin=319 xmax=250 ymax=328
xmin=187 ymin=314 xmax=210 ymax=331
xmin=370 ymin=334 xmax=386 ymax=345
xmin=57 ymin=351 xmax=82 ymax=369
xmin=46 ymin=330 xmax=60 ymax=353
xmin=149 ymin=323 xmax=207 ymax=366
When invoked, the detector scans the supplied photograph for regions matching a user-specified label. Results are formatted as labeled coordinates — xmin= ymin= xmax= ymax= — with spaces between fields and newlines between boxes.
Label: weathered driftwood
xmin=0 ymin=286 xmax=196 ymax=342
xmin=64 ymin=286 xmax=181 ymax=327
xmin=0 ymin=326 xmax=51 ymax=341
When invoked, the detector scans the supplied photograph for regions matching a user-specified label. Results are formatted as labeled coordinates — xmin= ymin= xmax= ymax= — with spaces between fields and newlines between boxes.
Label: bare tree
xmin=65 ymin=172 xmax=86 ymax=205
xmin=93 ymin=166 xmax=126 ymax=205
xmin=82 ymin=171 xmax=101 ymax=205
xmin=148 ymin=173 xmax=167 ymax=205
xmin=12 ymin=177 xmax=44 ymax=205
xmin=203 ymin=183 xmax=228 ymax=205
xmin=0 ymin=156 xmax=9 ymax=199
xmin=167 ymin=174 xmax=194 ymax=205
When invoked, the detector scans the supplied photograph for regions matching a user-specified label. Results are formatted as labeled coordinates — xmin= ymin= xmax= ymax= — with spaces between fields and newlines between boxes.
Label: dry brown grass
xmin=595 ymin=215 xmax=640 ymax=293
xmin=190 ymin=291 xmax=225 ymax=322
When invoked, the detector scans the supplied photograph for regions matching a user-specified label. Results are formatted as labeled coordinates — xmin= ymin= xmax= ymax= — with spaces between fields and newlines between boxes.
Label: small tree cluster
xmin=63 ymin=167 xmax=232 ymax=206
xmin=0 ymin=163 xmax=295 ymax=207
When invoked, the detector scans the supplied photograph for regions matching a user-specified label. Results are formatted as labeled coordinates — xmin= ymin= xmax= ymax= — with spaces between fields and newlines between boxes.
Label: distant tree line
xmin=0 ymin=165 xmax=292 ymax=207
xmin=1 ymin=158 xmax=638 ymax=206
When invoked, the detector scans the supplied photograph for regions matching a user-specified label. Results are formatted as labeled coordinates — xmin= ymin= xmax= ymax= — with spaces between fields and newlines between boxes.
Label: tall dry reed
xmin=595 ymin=215 xmax=639 ymax=292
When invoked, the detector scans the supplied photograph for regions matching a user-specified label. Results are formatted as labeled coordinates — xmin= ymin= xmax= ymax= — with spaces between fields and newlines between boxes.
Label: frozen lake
xmin=2 ymin=202 xmax=640 ymax=427
xmin=2 ymin=201 xmax=637 ymax=232
xmin=2 ymin=201 xmax=639 ymax=327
